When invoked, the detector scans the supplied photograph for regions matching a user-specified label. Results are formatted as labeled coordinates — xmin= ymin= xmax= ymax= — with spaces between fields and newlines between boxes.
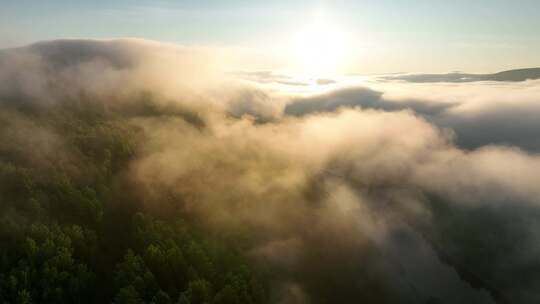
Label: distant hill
xmin=487 ymin=68 xmax=540 ymax=81
xmin=382 ymin=68 xmax=540 ymax=83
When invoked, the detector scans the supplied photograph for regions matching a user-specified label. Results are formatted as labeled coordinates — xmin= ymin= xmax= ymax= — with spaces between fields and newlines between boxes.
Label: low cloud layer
xmin=2 ymin=39 xmax=540 ymax=303
xmin=278 ymin=78 xmax=540 ymax=152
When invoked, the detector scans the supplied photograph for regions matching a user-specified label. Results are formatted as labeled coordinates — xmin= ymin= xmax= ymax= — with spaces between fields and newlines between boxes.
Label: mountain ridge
xmin=382 ymin=67 xmax=540 ymax=83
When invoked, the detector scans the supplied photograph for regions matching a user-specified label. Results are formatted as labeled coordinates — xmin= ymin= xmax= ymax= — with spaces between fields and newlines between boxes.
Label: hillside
xmin=383 ymin=67 xmax=540 ymax=82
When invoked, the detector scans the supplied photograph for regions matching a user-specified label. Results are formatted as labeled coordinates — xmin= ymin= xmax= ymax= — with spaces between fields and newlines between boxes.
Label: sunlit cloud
xmin=2 ymin=38 xmax=540 ymax=303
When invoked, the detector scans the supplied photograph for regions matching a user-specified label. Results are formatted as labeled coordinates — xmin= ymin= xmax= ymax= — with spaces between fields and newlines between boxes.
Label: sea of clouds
xmin=1 ymin=39 xmax=540 ymax=304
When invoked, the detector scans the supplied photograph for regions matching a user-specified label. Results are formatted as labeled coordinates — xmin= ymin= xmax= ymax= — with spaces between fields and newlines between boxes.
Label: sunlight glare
xmin=292 ymin=15 xmax=349 ymax=76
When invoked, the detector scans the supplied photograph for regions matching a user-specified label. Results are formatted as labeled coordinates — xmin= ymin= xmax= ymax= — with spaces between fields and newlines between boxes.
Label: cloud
xmin=0 ymin=38 xmax=227 ymax=108
xmin=315 ymin=79 xmax=336 ymax=85
xmin=2 ymin=39 xmax=540 ymax=303
xmin=284 ymin=86 xmax=455 ymax=117
xmin=129 ymin=106 xmax=540 ymax=303
xmin=281 ymin=79 xmax=540 ymax=152
xmin=233 ymin=70 xmax=310 ymax=86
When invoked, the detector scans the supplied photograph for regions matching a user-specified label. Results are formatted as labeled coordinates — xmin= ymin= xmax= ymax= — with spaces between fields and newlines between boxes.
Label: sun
xmin=292 ymin=17 xmax=349 ymax=76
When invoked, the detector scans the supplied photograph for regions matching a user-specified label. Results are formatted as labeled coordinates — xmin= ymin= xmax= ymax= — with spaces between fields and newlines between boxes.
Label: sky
xmin=1 ymin=0 xmax=540 ymax=73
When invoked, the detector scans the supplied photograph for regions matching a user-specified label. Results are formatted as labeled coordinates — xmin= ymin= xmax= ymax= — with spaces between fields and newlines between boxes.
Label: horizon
xmin=2 ymin=0 xmax=540 ymax=74
xmin=4 ymin=38 xmax=540 ymax=76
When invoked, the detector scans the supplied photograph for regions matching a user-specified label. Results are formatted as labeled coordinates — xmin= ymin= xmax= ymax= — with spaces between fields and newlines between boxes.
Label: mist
xmin=1 ymin=39 xmax=540 ymax=304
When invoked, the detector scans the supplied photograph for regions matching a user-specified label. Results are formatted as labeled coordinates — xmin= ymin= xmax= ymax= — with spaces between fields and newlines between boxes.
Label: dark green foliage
xmin=0 ymin=96 xmax=268 ymax=303
xmin=0 ymin=224 xmax=96 ymax=303
xmin=112 ymin=213 xmax=267 ymax=304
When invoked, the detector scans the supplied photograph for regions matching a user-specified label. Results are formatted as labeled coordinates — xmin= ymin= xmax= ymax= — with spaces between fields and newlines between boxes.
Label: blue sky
xmin=1 ymin=0 xmax=539 ymax=73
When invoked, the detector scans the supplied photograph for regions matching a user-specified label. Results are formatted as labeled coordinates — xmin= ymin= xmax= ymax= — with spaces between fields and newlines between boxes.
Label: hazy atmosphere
xmin=1 ymin=1 xmax=539 ymax=304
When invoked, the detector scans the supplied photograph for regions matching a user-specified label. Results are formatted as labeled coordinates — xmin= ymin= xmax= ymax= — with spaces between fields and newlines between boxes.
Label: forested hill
xmin=0 ymin=93 xmax=269 ymax=304
xmin=382 ymin=67 xmax=540 ymax=83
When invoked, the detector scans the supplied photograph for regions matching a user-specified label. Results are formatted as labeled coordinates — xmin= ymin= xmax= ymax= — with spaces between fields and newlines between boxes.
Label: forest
xmin=0 ymin=94 xmax=269 ymax=304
